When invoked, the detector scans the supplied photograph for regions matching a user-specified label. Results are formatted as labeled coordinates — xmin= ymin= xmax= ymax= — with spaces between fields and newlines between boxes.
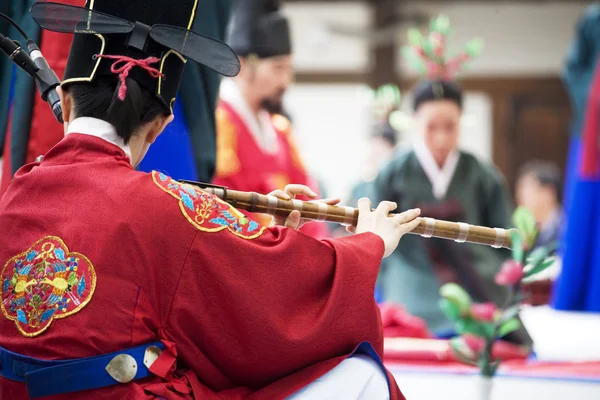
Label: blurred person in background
xmin=516 ymin=161 xmax=563 ymax=305
xmin=516 ymin=160 xmax=563 ymax=251
xmin=332 ymin=86 xmax=400 ymax=244
xmin=348 ymin=124 xmax=398 ymax=210
xmin=348 ymin=85 xmax=401 ymax=208
xmin=213 ymin=0 xmax=330 ymax=239
xmin=554 ymin=3 xmax=600 ymax=312
xmin=371 ymin=17 xmax=529 ymax=344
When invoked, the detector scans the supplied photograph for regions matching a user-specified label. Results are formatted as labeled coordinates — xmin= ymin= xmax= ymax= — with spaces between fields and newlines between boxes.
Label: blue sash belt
xmin=0 ymin=341 xmax=164 ymax=398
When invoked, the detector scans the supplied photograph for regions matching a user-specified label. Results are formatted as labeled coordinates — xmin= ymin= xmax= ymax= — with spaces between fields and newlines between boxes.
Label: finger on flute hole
xmin=308 ymin=197 xmax=340 ymax=205
xmin=284 ymin=184 xmax=317 ymax=198
xmin=270 ymin=190 xmax=291 ymax=200
xmin=406 ymin=208 xmax=422 ymax=220
xmin=376 ymin=201 xmax=397 ymax=214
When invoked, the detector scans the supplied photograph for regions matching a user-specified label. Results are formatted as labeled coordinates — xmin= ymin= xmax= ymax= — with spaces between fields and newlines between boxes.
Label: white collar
xmin=219 ymin=78 xmax=279 ymax=154
xmin=413 ymin=139 xmax=460 ymax=200
xmin=66 ymin=117 xmax=132 ymax=162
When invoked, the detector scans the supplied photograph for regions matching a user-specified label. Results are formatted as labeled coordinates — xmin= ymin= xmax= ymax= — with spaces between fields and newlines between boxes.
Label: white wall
xmin=285 ymin=2 xmax=372 ymax=72
xmin=284 ymin=1 xmax=591 ymax=75
xmin=284 ymin=84 xmax=371 ymax=199
xmin=396 ymin=2 xmax=590 ymax=76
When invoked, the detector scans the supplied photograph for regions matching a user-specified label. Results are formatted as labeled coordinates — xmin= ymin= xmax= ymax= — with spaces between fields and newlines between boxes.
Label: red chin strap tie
xmin=94 ymin=54 xmax=164 ymax=101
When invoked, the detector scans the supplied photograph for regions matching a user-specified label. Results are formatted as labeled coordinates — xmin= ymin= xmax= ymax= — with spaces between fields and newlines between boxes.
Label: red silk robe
xmin=0 ymin=132 xmax=404 ymax=399
xmin=213 ymin=99 xmax=330 ymax=239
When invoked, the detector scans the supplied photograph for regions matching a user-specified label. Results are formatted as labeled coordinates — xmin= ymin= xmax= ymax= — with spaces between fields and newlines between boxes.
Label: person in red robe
xmin=213 ymin=0 xmax=329 ymax=239
xmin=0 ymin=1 xmax=421 ymax=399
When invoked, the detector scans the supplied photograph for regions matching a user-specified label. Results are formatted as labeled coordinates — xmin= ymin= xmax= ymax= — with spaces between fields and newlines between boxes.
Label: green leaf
xmin=510 ymin=230 xmax=524 ymax=263
xmin=464 ymin=38 xmax=484 ymax=57
xmin=357 ymin=85 xmax=375 ymax=103
xmin=499 ymin=304 xmax=520 ymax=324
xmin=440 ymin=283 xmax=472 ymax=312
xmin=525 ymin=242 xmax=557 ymax=274
xmin=407 ymin=28 xmax=423 ymax=46
xmin=512 ymin=207 xmax=538 ymax=247
xmin=481 ymin=322 xmax=496 ymax=338
xmin=376 ymin=84 xmax=401 ymax=108
xmin=439 ymin=298 xmax=460 ymax=321
xmin=526 ymin=246 xmax=551 ymax=267
xmin=450 ymin=337 xmax=478 ymax=366
xmin=431 ymin=15 xmax=450 ymax=34
xmin=402 ymin=47 xmax=427 ymax=74
xmin=498 ymin=318 xmax=521 ymax=337
xmin=422 ymin=40 xmax=435 ymax=59
xmin=456 ymin=318 xmax=491 ymax=338
xmin=525 ymin=256 xmax=556 ymax=278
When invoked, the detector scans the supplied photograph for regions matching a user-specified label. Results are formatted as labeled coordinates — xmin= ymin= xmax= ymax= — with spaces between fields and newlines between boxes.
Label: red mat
xmin=384 ymin=338 xmax=600 ymax=382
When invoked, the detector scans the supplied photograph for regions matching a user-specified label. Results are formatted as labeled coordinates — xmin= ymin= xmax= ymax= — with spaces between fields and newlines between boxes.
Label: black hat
xmin=30 ymin=0 xmax=240 ymax=112
xmin=412 ymin=80 xmax=463 ymax=112
xmin=226 ymin=0 xmax=291 ymax=59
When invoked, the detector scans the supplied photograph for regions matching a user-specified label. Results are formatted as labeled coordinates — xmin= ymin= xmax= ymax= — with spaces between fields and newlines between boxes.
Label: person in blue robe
xmin=554 ymin=4 xmax=600 ymax=312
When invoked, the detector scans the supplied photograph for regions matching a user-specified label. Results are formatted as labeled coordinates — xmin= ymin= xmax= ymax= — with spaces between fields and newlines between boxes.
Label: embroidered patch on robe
xmin=152 ymin=171 xmax=265 ymax=239
xmin=1 ymin=237 xmax=96 ymax=337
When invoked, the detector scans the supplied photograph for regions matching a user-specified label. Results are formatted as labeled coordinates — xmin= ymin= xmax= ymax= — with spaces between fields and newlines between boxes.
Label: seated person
xmin=0 ymin=1 xmax=420 ymax=399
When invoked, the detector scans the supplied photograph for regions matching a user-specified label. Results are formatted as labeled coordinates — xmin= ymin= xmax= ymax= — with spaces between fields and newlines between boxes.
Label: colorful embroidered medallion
xmin=152 ymin=171 xmax=265 ymax=239
xmin=1 ymin=237 xmax=96 ymax=337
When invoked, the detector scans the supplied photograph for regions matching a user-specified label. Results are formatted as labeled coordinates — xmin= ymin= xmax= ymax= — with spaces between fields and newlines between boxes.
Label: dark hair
xmin=372 ymin=122 xmax=398 ymax=147
xmin=65 ymin=76 xmax=169 ymax=144
xmin=412 ymin=80 xmax=463 ymax=112
xmin=518 ymin=160 xmax=562 ymax=202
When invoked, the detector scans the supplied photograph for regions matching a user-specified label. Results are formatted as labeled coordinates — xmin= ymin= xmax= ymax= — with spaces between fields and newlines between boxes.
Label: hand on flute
xmin=349 ymin=198 xmax=422 ymax=258
xmin=267 ymin=184 xmax=341 ymax=230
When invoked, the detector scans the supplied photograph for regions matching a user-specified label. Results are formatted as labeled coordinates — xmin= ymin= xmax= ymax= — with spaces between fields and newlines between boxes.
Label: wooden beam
xmin=368 ymin=0 xmax=400 ymax=87
xmin=295 ymin=72 xmax=565 ymax=94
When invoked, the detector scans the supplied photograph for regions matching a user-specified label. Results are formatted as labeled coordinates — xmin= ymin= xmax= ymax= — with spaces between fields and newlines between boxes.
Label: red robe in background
xmin=0 ymin=0 xmax=79 ymax=196
xmin=213 ymin=79 xmax=329 ymax=239
xmin=0 ymin=120 xmax=403 ymax=399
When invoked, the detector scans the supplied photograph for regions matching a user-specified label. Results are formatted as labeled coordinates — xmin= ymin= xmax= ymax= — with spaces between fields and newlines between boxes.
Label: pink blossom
xmin=462 ymin=334 xmax=486 ymax=354
xmin=470 ymin=302 xmax=497 ymax=322
xmin=430 ymin=32 xmax=444 ymax=46
xmin=495 ymin=260 xmax=524 ymax=286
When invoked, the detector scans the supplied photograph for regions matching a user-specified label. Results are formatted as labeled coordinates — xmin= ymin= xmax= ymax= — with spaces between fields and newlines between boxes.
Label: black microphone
xmin=0 ymin=33 xmax=38 ymax=76
xmin=26 ymin=40 xmax=63 ymax=124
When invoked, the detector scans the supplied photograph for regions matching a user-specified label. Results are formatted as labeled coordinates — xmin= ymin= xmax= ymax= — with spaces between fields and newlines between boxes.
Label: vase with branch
xmin=439 ymin=207 xmax=557 ymax=399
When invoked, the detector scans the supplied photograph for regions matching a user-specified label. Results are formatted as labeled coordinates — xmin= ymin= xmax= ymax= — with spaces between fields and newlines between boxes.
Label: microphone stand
xmin=0 ymin=13 xmax=63 ymax=124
